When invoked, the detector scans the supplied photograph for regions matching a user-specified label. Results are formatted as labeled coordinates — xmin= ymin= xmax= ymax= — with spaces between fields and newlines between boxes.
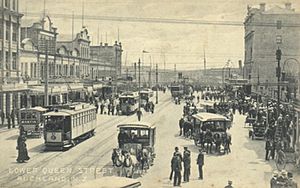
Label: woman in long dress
xmin=16 ymin=133 xmax=30 ymax=163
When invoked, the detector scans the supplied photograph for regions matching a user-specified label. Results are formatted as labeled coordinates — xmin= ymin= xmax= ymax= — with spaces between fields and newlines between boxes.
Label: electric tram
xmin=43 ymin=103 xmax=97 ymax=150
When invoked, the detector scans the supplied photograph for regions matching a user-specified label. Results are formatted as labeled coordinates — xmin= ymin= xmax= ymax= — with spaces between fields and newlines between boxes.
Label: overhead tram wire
xmin=23 ymin=12 xmax=300 ymax=28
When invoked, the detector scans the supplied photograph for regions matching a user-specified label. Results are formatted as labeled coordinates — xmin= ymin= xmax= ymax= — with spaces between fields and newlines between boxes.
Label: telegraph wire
xmin=23 ymin=11 xmax=300 ymax=27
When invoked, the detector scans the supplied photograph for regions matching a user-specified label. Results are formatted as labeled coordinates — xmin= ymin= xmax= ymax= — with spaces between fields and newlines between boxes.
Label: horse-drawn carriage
xmin=112 ymin=122 xmax=156 ymax=178
xmin=191 ymin=112 xmax=231 ymax=154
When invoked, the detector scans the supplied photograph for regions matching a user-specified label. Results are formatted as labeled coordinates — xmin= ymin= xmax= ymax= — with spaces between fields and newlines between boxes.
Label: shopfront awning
xmin=0 ymin=83 xmax=28 ymax=92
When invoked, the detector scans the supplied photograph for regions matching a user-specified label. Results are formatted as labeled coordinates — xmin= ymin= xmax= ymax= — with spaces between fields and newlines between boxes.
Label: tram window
xmin=140 ymin=130 xmax=149 ymax=138
xmin=21 ymin=112 xmax=26 ymax=119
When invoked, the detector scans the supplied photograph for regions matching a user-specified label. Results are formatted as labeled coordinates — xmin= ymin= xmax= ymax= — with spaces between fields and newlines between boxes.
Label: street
xmin=0 ymin=92 xmax=298 ymax=188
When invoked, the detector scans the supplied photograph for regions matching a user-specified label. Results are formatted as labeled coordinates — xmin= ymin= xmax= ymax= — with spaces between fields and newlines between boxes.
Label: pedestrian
xmin=179 ymin=117 xmax=184 ymax=136
xmin=171 ymin=153 xmax=182 ymax=187
xmin=224 ymin=180 xmax=234 ymax=188
xmin=0 ymin=109 xmax=4 ymax=127
xmin=183 ymin=147 xmax=191 ymax=182
xmin=95 ymin=103 xmax=99 ymax=114
xmin=116 ymin=104 xmax=120 ymax=116
xmin=7 ymin=114 xmax=11 ymax=129
xmin=197 ymin=149 xmax=204 ymax=180
xmin=100 ymin=103 xmax=104 ymax=114
xmin=11 ymin=109 xmax=15 ymax=128
xmin=111 ymin=104 xmax=115 ymax=115
xmin=137 ymin=109 xmax=142 ymax=121
xmin=270 ymin=140 xmax=276 ymax=160
xmin=265 ymin=139 xmax=271 ymax=161
xmin=169 ymin=153 xmax=175 ymax=181
xmin=16 ymin=132 xmax=30 ymax=163
xmin=108 ymin=103 xmax=111 ymax=115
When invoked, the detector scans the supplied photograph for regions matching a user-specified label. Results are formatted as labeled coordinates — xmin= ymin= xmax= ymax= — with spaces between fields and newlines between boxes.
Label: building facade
xmin=0 ymin=0 xmax=28 ymax=121
xmin=90 ymin=41 xmax=122 ymax=80
xmin=56 ymin=26 xmax=90 ymax=80
xmin=244 ymin=3 xmax=300 ymax=99
xmin=20 ymin=16 xmax=57 ymax=81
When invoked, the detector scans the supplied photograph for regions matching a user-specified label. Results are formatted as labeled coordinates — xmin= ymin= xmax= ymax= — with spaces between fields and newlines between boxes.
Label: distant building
xmin=0 ymin=0 xmax=28 ymax=118
xmin=90 ymin=41 xmax=122 ymax=80
xmin=244 ymin=3 xmax=300 ymax=99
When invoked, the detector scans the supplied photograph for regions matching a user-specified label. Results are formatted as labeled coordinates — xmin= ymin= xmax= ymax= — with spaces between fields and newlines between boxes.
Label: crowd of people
xmin=0 ymin=108 xmax=19 ymax=129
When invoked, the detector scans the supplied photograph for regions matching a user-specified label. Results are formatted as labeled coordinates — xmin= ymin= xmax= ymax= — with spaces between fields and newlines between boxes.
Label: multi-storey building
xmin=56 ymin=26 xmax=90 ymax=80
xmin=0 ymin=0 xmax=28 ymax=120
xmin=90 ymin=41 xmax=122 ymax=80
xmin=20 ymin=16 xmax=57 ymax=81
xmin=244 ymin=3 xmax=300 ymax=99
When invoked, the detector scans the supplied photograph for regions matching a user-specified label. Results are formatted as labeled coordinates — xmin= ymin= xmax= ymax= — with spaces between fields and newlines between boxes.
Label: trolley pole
xmin=44 ymin=40 xmax=49 ymax=107
xmin=138 ymin=59 xmax=141 ymax=111
xmin=156 ymin=64 xmax=158 ymax=104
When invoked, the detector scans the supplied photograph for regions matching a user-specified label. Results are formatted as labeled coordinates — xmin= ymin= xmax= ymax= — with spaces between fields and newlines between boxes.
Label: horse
xmin=111 ymin=148 xmax=124 ymax=176
xmin=122 ymin=152 xmax=138 ymax=178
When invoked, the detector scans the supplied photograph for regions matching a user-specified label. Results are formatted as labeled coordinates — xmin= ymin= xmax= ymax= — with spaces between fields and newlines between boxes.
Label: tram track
xmin=0 ymin=115 xmax=127 ymax=187
xmin=2 ymin=94 xmax=172 ymax=188
xmin=38 ymin=97 xmax=173 ymax=188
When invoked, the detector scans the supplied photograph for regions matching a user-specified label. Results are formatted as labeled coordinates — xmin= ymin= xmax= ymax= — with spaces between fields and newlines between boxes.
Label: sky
xmin=20 ymin=0 xmax=300 ymax=71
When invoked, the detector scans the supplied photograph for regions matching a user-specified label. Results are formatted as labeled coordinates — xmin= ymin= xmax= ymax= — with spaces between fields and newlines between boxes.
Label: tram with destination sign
xmin=43 ymin=103 xmax=97 ymax=150
xmin=19 ymin=106 xmax=48 ymax=137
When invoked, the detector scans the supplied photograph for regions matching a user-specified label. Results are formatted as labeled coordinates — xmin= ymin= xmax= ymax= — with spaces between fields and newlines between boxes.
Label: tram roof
xmin=43 ymin=105 xmax=96 ymax=117
xmin=117 ymin=121 xmax=155 ymax=129
xmin=192 ymin=112 xmax=229 ymax=122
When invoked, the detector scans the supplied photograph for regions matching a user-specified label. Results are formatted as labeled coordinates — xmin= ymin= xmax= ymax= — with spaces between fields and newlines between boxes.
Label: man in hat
xmin=170 ymin=147 xmax=182 ymax=181
xmin=171 ymin=152 xmax=182 ymax=186
xmin=224 ymin=180 xmax=233 ymax=188
xmin=197 ymin=149 xmax=204 ymax=180
xmin=183 ymin=147 xmax=191 ymax=182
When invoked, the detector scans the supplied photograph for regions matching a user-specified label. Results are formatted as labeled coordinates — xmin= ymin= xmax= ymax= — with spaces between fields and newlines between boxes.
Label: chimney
xmin=259 ymin=3 xmax=266 ymax=11
xmin=285 ymin=2 xmax=292 ymax=10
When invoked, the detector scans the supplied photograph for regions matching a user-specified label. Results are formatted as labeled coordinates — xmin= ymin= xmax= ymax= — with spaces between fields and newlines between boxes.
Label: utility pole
xmin=156 ymin=64 xmax=158 ymax=104
xmin=203 ymin=47 xmax=206 ymax=83
xmin=44 ymin=40 xmax=49 ymax=106
xmin=134 ymin=62 xmax=137 ymax=82
xmin=138 ymin=59 xmax=141 ymax=111
xmin=149 ymin=56 xmax=152 ymax=88
xmin=174 ymin=64 xmax=176 ymax=82
xmin=276 ymin=47 xmax=282 ymax=117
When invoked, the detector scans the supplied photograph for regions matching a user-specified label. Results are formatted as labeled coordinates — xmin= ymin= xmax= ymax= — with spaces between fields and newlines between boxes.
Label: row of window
xmin=0 ymin=21 xmax=18 ymax=41
xmin=20 ymin=61 xmax=94 ymax=79
xmin=3 ymin=0 xmax=17 ymax=10
xmin=71 ymin=109 xmax=96 ymax=128
xmin=0 ymin=51 xmax=17 ymax=70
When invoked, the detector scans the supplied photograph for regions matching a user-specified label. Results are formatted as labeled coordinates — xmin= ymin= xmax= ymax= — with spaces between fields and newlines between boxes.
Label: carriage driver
xmin=118 ymin=130 xmax=129 ymax=148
